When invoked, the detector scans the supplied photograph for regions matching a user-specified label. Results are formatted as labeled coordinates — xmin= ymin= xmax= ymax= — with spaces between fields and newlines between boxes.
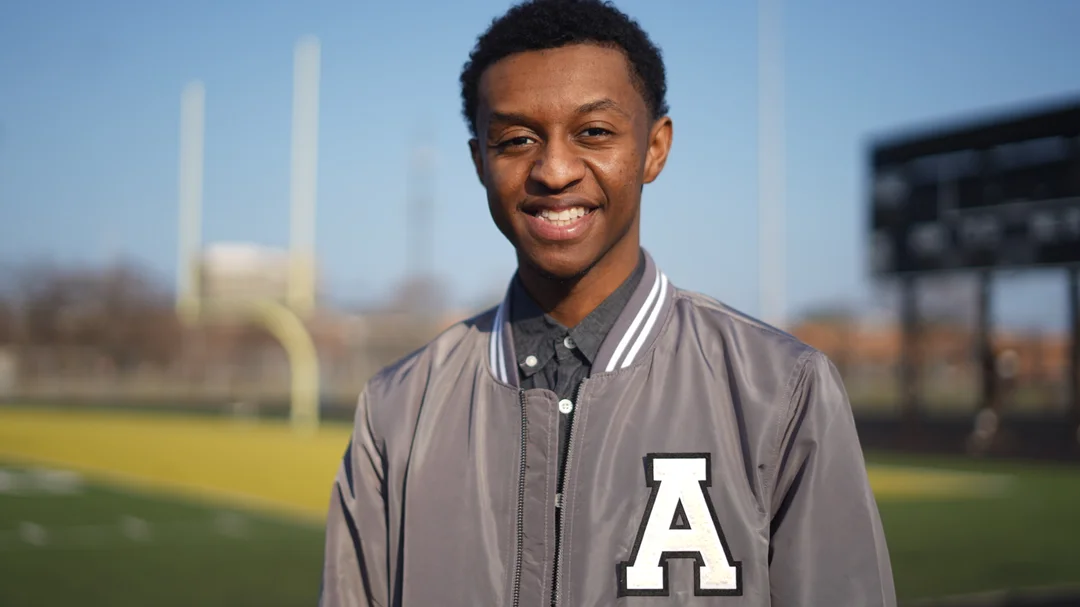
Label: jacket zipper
xmin=512 ymin=389 xmax=527 ymax=607
xmin=551 ymin=379 xmax=586 ymax=606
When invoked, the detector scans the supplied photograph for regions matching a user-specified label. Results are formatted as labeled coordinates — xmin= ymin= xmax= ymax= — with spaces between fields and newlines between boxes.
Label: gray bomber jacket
xmin=319 ymin=252 xmax=897 ymax=606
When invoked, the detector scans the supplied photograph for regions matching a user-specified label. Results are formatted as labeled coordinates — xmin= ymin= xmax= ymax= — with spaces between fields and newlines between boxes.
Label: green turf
xmin=0 ymin=464 xmax=324 ymax=607
xmin=3 ymin=453 xmax=1080 ymax=605
xmin=867 ymin=452 xmax=1080 ymax=601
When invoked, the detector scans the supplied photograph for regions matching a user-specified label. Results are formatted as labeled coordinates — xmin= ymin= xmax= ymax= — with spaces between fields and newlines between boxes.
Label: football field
xmin=1 ymin=405 xmax=1079 ymax=606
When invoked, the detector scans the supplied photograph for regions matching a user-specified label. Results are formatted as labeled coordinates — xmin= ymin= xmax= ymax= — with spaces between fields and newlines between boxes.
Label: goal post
xmin=174 ymin=36 xmax=325 ymax=433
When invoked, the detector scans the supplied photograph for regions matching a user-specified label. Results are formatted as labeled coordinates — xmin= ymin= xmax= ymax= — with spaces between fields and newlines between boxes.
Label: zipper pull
xmin=555 ymin=493 xmax=563 ymax=509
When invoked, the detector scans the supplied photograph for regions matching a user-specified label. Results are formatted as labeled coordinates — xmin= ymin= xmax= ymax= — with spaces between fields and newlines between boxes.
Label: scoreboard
xmin=869 ymin=99 xmax=1080 ymax=276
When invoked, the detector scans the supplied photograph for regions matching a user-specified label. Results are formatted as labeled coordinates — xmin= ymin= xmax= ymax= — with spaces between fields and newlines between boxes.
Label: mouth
xmin=528 ymin=205 xmax=596 ymax=227
xmin=520 ymin=202 xmax=599 ymax=242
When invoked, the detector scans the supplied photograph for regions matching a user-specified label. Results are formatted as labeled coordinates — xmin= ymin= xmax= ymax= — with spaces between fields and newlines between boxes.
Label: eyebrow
xmin=487 ymin=98 xmax=631 ymax=128
xmin=488 ymin=110 xmax=534 ymax=127
xmin=575 ymin=98 xmax=630 ymax=118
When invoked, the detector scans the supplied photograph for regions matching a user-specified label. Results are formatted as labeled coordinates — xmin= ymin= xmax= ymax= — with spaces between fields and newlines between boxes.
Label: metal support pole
xmin=976 ymin=270 xmax=994 ymax=411
xmin=407 ymin=144 xmax=435 ymax=282
xmin=757 ymin=0 xmax=786 ymax=329
xmin=253 ymin=300 xmax=321 ymax=434
xmin=203 ymin=300 xmax=321 ymax=434
xmin=1068 ymin=266 xmax=1080 ymax=444
xmin=900 ymin=275 xmax=919 ymax=435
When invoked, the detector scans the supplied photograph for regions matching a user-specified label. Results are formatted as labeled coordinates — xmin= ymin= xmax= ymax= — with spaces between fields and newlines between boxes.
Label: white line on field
xmin=0 ymin=467 xmax=85 ymax=496
xmin=17 ymin=522 xmax=48 ymax=546
xmin=0 ymin=457 xmax=324 ymax=527
xmin=0 ymin=512 xmax=250 ymax=552
xmin=120 ymin=516 xmax=151 ymax=542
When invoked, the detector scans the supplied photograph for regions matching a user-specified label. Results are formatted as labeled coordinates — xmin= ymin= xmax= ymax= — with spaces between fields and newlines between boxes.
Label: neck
xmin=517 ymin=236 xmax=640 ymax=328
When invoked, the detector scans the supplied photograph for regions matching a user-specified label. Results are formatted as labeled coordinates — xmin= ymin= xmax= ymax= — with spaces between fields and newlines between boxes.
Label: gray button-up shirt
xmin=509 ymin=251 xmax=646 ymax=476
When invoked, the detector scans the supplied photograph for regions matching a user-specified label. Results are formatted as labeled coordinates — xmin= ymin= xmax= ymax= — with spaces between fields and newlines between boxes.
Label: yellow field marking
xmin=868 ymin=465 xmax=1012 ymax=501
xmin=0 ymin=407 xmax=1008 ymax=524
xmin=0 ymin=407 xmax=352 ymax=525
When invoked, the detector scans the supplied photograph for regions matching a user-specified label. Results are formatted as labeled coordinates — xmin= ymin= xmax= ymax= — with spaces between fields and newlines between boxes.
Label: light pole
xmin=758 ymin=0 xmax=787 ymax=329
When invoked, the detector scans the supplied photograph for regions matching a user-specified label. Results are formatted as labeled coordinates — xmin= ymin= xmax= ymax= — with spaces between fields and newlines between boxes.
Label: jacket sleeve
xmin=767 ymin=351 xmax=897 ymax=606
xmin=319 ymin=389 xmax=390 ymax=606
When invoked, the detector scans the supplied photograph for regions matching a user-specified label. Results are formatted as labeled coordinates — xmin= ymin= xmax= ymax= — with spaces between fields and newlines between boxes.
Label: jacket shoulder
xmin=670 ymin=288 xmax=838 ymax=418
xmin=671 ymin=289 xmax=846 ymax=468
xmin=360 ymin=307 xmax=494 ymax=431
xmin=674 ymin=288 xmax=819 ymax=366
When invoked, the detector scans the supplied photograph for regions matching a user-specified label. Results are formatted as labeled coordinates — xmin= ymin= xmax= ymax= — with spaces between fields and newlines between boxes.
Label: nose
xmin=529 ymin=138 xmax=585 ymax=192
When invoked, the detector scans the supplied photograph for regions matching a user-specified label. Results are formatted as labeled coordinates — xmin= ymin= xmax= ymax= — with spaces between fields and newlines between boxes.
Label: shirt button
xmin=563 ymin=336 xmax=576 ymax=350
xmin=558 ymin=399 xmax=574 ymax=415
xmin=525 ymin=355 xmax=538 ymax=368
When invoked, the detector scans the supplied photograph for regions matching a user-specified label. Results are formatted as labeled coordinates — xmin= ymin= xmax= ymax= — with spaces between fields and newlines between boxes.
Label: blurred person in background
xmin=319 ymin=0 xmax=895 ymax=605
xmin=968 ymin=347 xmax=1020 ymax=455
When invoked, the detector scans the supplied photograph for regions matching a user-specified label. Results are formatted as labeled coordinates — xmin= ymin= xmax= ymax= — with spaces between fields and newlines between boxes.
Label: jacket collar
xmin=488 ymin=249 xmax=675 ymax=387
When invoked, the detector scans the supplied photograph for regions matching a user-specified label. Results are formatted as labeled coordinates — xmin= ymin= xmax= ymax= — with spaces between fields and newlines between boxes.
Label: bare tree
xmin=0 ymin=297 xmax=13 ymax=344
xmin=8 ymin=258 xmax=181 ymax=368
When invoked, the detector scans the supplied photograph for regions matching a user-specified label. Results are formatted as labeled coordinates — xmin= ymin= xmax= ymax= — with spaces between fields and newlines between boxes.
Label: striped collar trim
xmin=487 ymin=250 xmax=675 ymax=386
xmin=488 ymin=293 xmax=514 ymax=385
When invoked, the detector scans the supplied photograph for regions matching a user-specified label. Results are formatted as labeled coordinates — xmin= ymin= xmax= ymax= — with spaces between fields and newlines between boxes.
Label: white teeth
xmin=537 ymin=207 xmax=588 ymax=226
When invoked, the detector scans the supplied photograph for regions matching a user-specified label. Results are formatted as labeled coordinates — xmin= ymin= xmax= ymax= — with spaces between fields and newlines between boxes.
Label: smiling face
xmin=470 ymin=43 xmax=673 ymax=284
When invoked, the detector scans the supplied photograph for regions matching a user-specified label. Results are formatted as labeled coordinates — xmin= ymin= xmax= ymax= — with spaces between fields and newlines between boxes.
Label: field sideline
xmin=0 ymin=405 xmax=1008 ymax=516
xmin=0 ymin=405 xmax=351 ymax=525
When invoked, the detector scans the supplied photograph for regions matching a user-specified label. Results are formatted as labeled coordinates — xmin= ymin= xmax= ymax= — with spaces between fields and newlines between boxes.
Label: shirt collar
xmin=509 ymin=250 xmax=646 ymax=375
xmin=488 ymin=248 xmax=675 ymax=387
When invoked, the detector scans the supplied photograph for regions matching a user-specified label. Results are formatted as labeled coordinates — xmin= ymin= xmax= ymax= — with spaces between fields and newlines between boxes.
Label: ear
xmin=642 ymin=116 xmax=673 ymax=184
xmin=469 ymin=138 xmax=485 ymax=186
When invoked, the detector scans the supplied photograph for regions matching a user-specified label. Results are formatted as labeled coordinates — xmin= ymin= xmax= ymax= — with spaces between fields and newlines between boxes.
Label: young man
xmin=320 ymin=1 xmax=896 ymax=605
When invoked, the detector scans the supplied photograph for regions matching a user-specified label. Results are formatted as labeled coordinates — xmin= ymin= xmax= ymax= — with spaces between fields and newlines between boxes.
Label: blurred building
xmin=791 ymin=319 xmax=1070 ymax=414
xmin=198 ymin=242 xmax=313 ymax=305
xmin=793 ymin=320 xmax=1068 ymax=384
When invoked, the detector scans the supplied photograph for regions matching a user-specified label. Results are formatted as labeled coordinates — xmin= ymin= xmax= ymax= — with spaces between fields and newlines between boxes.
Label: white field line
xmin=0 ymin=468 xmax=86 ymax=496
xmin=0 ymin=458 xmax=326 ymax=528
xmin=0 ymin=512 xmax=252 ymax=552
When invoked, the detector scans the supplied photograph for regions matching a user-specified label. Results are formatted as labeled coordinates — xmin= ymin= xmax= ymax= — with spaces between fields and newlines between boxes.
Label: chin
xmin=520 ymin=246 xmax=599 ymax=283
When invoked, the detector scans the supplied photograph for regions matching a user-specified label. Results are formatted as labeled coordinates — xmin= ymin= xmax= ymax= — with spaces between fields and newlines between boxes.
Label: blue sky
xmin=1 ymin=0 xmax=1078 ymax=328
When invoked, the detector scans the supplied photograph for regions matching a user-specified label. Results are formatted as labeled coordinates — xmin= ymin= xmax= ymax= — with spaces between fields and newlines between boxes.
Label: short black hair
xmin=459 ymin=0 xmax=669 ymax=137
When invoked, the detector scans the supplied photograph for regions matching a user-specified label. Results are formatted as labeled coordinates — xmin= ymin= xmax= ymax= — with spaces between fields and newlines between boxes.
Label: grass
xmin=0 ymin=470 xmax=324 ymax=607
xmin=1 ymin=405 xmax=1079 ymax=605
xmin=868 ymin=452 xmax=1080 ymax=600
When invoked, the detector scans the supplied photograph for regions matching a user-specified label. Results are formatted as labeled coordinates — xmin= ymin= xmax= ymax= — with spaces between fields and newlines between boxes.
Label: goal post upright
xmin=288 ymin=35 xmax=322 ymax=317
xmin=177 ymin=80 xmax=205 ymax=326
xmin=173 ymin=37 xmax=323 ymax=433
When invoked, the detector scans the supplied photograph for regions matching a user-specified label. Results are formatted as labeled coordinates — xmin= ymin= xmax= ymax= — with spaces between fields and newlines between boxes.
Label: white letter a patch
xmin=616 ymin=453 xmax=743 ymax=597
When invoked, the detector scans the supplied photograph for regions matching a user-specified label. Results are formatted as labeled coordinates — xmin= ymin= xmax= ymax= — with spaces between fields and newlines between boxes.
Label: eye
xmin=581 ymin=127 xmax=613 ymax=138
xmin=496 ymin=136 xmax=535 ymax=149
